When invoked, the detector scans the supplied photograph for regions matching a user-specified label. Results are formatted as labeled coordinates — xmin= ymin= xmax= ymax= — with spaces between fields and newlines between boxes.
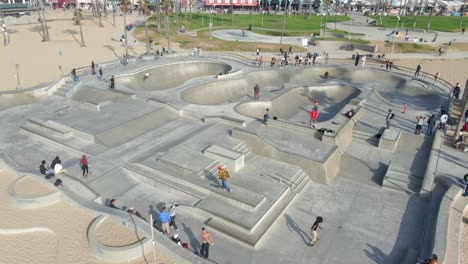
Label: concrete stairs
xmin=270 ymin=168 xmax=309 ymax=193
xmin=352 ymin=129 xmax=379 ymax=146
xmin=232 ymin=141 xmax=253 ymax=159
xmin=382 ymin=167 xmax=423 ymax=195
xmin=197 ymin=159 xmax=222 ymax=179
xmin=21 ymin=118 xmax=108 ymax=155
xmin=53 ymin=80 xmax=76 ymax=97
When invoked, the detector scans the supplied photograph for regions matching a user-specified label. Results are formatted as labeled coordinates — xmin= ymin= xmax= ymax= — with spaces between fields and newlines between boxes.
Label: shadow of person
xmin=364 ymin=243 xmax=387 ymax=264
xmin=148 ymin=205 xmax=158 ymax=221
xmin=284 ymin=214 xmax=310 ymax=244
xmin=182 ymin=222 xmax=200 ymax=255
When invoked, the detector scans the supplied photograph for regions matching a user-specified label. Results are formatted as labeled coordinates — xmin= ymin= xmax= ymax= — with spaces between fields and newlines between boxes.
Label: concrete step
xmin=198 ymin=159 xmax=221 ymax=179
xmin=383 ymin=169 xmax=422 ymax=195
xmin=353 ymin=129 xmax=379 ymax=145
xmin=232 ymin=141 xmax=253 ymax=159
xmin=289 ymin=168 xmax=304 ymax=184
xmin=206 ymin=187 xmax=296 ymax=247
xmin=124 ymin=163 xmax=208 ymax=199
xmin=292 ymin=171 xmax=310 ymax=193
xmin=53 ymin=90 xmax=67 ymax=96
xmin=140 ymin=161 xmax=266 ymax=211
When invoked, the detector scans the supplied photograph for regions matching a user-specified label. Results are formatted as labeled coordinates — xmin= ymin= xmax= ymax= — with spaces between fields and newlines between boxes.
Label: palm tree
xmin=138 ymin=0 xmax=151 ymax=54
xmin=157 ymin=0 xmax=162 ymax=32
xmin=162 ymin=0 xmax=172 ymax=52
xmin=73 ymin=9 xmax=86 ymax=47
xmin=121 ymin=0 xmax=131 ymax=57
xmin=38 ymin=0 xmax=50 ymax=41
xmin=96 ymin=0 xmax=103 ymax=27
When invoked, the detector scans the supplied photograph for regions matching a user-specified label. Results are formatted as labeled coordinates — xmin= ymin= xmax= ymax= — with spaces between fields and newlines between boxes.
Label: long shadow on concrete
xmin=364 ymin=195 xmax=428 ymax=263
xmin=182 ymin=222 xmax=200 ymax=254
xmin=284 ymin=214 xmax=310 ymax=245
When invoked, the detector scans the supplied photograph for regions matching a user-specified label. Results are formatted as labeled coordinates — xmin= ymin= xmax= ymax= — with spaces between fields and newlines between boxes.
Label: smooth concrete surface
xmin=0 ymin=55 xmax=455 ymax=264
xmin=379 ymin=128 xmax=402 ymax=152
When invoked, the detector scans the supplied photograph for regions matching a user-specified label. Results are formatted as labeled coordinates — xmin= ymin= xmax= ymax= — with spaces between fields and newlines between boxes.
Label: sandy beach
xmin=0 ymin=172 xmax=176 ymax=264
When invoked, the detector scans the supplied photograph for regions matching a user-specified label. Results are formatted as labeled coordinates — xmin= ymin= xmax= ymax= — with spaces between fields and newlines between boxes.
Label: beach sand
xmin=0 ymin=171 xmax=176 ymax=264
xmin=13 ymin=175 xmax=55 ymax=196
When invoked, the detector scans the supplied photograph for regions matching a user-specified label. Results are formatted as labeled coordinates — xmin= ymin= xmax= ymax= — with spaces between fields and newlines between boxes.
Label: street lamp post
xmin=280 ymin=0 xmax=287 ymax=44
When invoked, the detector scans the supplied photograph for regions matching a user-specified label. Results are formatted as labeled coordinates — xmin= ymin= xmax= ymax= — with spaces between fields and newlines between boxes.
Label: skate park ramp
xmin=236 ymin=85 xmax=361 ymax=122
xmin=0 ymin=92 xmax=36 ymax=111
xmin=71 ymin=85 xmax=131 ymax=104
xmin=115 ymin=61 xmax=232 ymax=91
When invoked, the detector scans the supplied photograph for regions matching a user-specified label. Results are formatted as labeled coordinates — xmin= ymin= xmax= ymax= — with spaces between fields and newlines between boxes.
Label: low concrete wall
xmin=421 ymin=129 xmax=443 ymax=195
xmin=8 ymin=175 xmax=61 ymax=208
xmin=88 ymin=215 xmax=152 ymax=262
xmin=232 ymin=128 xmax=341 ymax=184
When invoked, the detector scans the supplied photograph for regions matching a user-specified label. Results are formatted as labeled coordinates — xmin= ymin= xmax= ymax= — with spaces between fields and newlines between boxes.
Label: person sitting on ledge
xmin=345 ymin=109 xmax=356 ymax=118
xmin=108 ymin=199 xmax=118 ymax=209
xmin=39 ymin=160 xmax=54 ymax=178
xmin=454 ymin=130 xmax=466 ymax=150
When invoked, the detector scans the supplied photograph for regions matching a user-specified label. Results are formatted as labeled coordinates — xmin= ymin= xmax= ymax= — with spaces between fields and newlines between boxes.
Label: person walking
xmin=253 ymin=84 xmax=260 ymax=100
xmin=434 ymin=72 xmax=440 ymax=84
xmin=71 ymin=68 xmax=79 ymax=82
xmin=200 ymin=227 xmax=214 ymax=259
xmin=159 ymin=206 xmax=171 ymax=236
xmin=308 ymin=216 xmax=323 ymax=247
xmin=110 ymin=75 xmax=115 ymax=89
xmin=98 ymin=68 xmax=103 ymax=81
xmin=361 ymin=55 xmax=367 ymax=67
xmin=426 ymin=114 xmax=436 ymax=135
xmin=354 ymin=53 xmax=360 ymax=66
xmin=415 ymin=115 xmax=426 ymax=135
xmin=414 ymin=63 xmax=422 ymax=77
xmin=463 ymin=174 xmax=468 ymax=197
xmin=80 ymin=154 xmax=89 ymax=177
xmin=324 ymin=53 xmax=329 ymax=65
xmin=91 ymin=61 xmax=96 ymax=75
xmin=169 ymin=203 xmax=179 ymax=230
xmin=453 ymin=82 xmax=461 ymax=99
xmin=386 ymin=109 xmax=394 ymax=129
xmin=217 ymin=165 xmax=232 ymax=192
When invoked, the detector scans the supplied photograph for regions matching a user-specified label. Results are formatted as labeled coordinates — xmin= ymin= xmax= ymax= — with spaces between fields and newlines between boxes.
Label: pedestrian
xmin=414 ymin=63 xmax=422 ymax=77
xmin=308 ymin=216 xmax=323 ymax=247
xmin=256 ymin=47 xmax=260 ymax=56
xmin=98 ymin=68 xmax=103 ymax=81
xmin=91 ymin=60 xmax=96 ymax=74
xmin=426 ymin=114 xmax=436 ymax=135
xmin=169 ymin=203 xmax=179 ymax=230
xmin=80 ymin=154 xmax=89 ymax=176
xmin=217 ymin=165 xmax=232 ymax=192
xmin=324 ymin=53 xmax=329 ymax=65
xmin=288 ymin=46 xmax=292 ymax=54
xmin=200 ymin=227 xmax=214 ymax=259
xmin=385 ymin=60 xmax=390 ymax=71
xmin=110 ymin=75 xmax=115 ymax=89
xmin=415 ymin=115 xmax=426 ymax=135
xmin=309 ymin=108 xmax=318 ymax=128
xmin=389 ymin=61 xmax=393 ymax=70
xmin=253 ymin=84 xmax=260 ymax=100
xmin=434 ymin=72 xmax=439 ymax=84
xmin=159 ymin=206 xmax=171 ymax=236
xmin=354 ymin=53 xmax=360 ymax=66
xmin=361 ymin=54 xmax=366 ymax=67
xmin=263 ymin=108 xmax=271 ymax=125
xmin=463 ymin=174 xmax=468 ymax=197
xmin=438 ymin=113 xmax=448 ymax=130
xmin=386 ymin=109 xmax=395 ymax=129
xmin=312 ymin=53 xmax=317 ymax=65
xmin=453 ymin=82 xmax=461 ymax=99
xmin=71 ymin=68 xmax=79 ymax=82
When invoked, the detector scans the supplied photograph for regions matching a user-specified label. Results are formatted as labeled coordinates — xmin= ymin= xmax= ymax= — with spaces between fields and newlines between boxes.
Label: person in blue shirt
xmin=159 ymin=207 xmax=171 ymax=236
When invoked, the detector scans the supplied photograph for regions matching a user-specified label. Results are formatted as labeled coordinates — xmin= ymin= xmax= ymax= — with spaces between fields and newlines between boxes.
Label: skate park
xmin=0 ymin=52 xmax=467 ymax=264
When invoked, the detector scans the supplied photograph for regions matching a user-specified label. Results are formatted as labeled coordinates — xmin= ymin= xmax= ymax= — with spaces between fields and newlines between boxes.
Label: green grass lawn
xmin=370 ymin=15 xmax=468 ymax=32
xmin=148 ymin=13 xmax=350 ymax=32
xmin=384 ymin=41 xmax=438 ymax=53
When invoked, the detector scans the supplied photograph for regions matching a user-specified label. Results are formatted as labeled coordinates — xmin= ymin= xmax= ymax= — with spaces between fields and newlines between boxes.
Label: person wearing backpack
xmin=386 ymin=109 xmax=395 ymax=129
xmin=426 ymin=114 xmax=436 ymax=135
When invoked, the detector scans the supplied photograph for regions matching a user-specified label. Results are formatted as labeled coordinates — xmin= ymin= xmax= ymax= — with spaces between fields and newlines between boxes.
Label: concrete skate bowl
xmin=181 ymin=70 xmax=303 ymax=105
xmin=0 ymin=93 xmax=36 ymax=111
xmin=236 ymin=85 xmax=361 ymax=123
xmin=115 ymin=61 xmax=232 ymax=91
xmin=376 ymin=85 xmax=446 ymax=111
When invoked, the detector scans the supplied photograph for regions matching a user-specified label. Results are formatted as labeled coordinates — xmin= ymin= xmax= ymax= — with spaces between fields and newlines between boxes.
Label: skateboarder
xmin=253 ymin=84 xmax=260 ymax=100
xmin=308 ymin=216 xmax=323 ymax=247
xmin=309 ymin=108 xmax=318 ymax=128
xmin=110 ymin=75 xmax=115 ymax=89
xmin=386 ymin=109 xmax=395 ymax=129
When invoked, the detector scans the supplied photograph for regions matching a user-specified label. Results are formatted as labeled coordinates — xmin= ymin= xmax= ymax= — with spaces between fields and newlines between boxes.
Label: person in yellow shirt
xmin=217 ymin=165 xmax=232 ymax=192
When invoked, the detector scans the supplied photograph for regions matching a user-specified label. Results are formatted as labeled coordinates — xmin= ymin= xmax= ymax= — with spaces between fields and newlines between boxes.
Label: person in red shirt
xmin=80 ymin=155 xmax=89 ymax=177
xmin=309 ymin=109 xmax=319 ymax=128
xmin=462 ymin=123 xmax=468 ymax=132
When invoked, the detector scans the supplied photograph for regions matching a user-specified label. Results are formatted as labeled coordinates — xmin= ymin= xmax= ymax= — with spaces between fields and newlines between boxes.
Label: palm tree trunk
xmin=113 ymin=6 xmax=116 ymax=27
xmin=104 ymin=0 xmax=108 ymax=17
xmin=157 ymin=3 xmax=161 ymax=32
xmin=79 ymin=23 xmax=86 ymax=47
xmin=231 ymin=0 xmax=234 ymax=25
xmin=144 ymin=13 xmax=150 ymax=54
xmin=39 ymin=0 xmax=50 ymax=41
xmin=36 ymin=1 xmax=46 ymax=41
xmin=426 ymin=8 xmax=433 ymax=31
xmin=123 ymin=13 xmax=129 ymax=57
xmin=96 ymin=0 xmax=102 ymax=26
xmin=165 ymin=13 xmax=171 ymax=52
